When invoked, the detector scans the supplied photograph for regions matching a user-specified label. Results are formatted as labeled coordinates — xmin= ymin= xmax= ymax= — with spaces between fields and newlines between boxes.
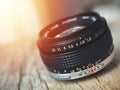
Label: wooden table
xmin=0 ymin=23 xmax=120 ymax=90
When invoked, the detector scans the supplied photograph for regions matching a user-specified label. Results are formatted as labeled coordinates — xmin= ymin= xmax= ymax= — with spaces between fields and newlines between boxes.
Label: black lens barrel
xmin=37 ymin=12 xmax=113 ymax=75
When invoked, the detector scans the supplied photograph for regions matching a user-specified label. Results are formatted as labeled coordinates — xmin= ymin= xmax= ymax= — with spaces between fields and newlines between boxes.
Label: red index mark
xmin=90 ymin=67 xmax=95 ymax=73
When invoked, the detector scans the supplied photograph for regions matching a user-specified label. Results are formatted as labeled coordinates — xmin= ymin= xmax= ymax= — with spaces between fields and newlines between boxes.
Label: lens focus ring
xmin=40 ymin=29 xmax=112 ymax=73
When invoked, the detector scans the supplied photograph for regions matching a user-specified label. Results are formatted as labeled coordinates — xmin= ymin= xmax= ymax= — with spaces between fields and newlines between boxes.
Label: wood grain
xmin=0 ymin=23 xmax=120 ymax=90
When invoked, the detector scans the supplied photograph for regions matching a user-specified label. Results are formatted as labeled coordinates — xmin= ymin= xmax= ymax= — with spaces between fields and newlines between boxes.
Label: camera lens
xmin=37 ymin=12 xmax=114 ymax=80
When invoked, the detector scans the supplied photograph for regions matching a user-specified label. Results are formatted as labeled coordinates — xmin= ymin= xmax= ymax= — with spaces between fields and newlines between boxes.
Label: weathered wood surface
xmin=0 ymin=23 xmax=120 ymax=90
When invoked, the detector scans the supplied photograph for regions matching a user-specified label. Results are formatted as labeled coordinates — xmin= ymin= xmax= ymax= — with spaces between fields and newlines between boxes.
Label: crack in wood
xmin=94 ymin=75 xmax=103 ymax=90
xmin=29 ymin=81 xmax=34 ymax=90
xmin=36 ymin=70 xmax=49 ymax=90
xmin=18 ymin=72 xmax=22 ymax=90
xmin=75 ymin=81 xmax=84 ymax=90
xmin=111 ymin=62 xmax=120 ymax=73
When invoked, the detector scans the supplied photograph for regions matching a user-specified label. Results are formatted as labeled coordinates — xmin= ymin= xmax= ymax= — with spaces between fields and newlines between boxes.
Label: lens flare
xmin=0 ymin=0 xmax=40 ymax=46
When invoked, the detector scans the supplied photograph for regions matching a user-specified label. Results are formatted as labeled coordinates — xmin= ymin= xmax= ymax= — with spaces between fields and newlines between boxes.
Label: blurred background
xmin=0 ymin=0 xmax=120 ymax=46
xmin=0 ymin=1 xmax=120 ymax=89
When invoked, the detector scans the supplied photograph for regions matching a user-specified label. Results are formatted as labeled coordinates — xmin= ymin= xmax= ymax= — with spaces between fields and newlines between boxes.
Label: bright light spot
xmin=0 ymin=0 xmax=15 ymax=44
xmin=0 ymin=0 xmax=40 ymax=46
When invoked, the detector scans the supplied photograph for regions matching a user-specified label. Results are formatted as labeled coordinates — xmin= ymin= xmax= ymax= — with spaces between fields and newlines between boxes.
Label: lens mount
xmin=37 ymin=12 xmax=114 ymax=80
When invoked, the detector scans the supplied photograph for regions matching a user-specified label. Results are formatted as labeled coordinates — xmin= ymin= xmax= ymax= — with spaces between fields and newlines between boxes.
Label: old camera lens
xmin=37 ymin=12 xmax=114 ymax=80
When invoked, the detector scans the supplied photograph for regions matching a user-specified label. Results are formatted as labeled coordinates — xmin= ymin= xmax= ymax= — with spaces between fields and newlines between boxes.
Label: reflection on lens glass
xmin=55 ymin=16 xmax=96 ymax=38
xmin=55 ymin=26 xmax=85 ymax=38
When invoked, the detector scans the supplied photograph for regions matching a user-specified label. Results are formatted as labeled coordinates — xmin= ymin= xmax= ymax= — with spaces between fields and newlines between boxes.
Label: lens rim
xmin=39 ymin=12 xmax=101 ymax=43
